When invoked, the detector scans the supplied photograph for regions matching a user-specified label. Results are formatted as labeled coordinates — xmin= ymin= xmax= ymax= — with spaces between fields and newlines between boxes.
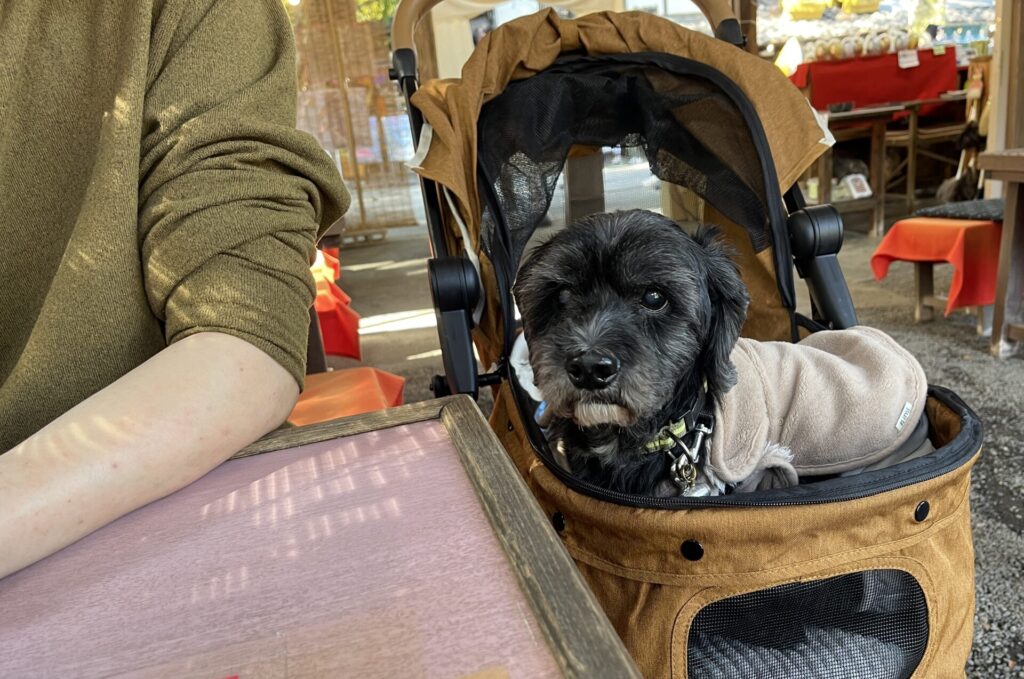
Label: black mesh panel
xmin=687 ymin=570 xmax=929 ymax=679
xmin=476 ymin=55 xmax=772 ymax=267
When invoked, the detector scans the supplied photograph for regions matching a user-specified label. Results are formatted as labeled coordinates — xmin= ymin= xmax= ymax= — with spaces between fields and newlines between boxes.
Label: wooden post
xmin=324 ymin=0 xmax=367 ymax=227
xmin=906 ymin=107 xmax=919 ymax=214
xmin=816 ymin=146 xmax=833 ymax=205
xmin=990 ymin=180 xmax=1023 ymax=356
xmin=914 ymin=262 xmax=935 ymax=322
xmin=1005 ymin=3 xmax=1024 ymax=148
xmin=869 ymin=118 xmax=888 ymax=236
xmin=982 ymin=1 xmax=1024 ymax=355
xmin=412 ymin=12 xmax=439 ymax=83
xmin=563 ymin=152 xmax=606 ymax=224
xmin=734 ymin=0 xmax=757 ymax=55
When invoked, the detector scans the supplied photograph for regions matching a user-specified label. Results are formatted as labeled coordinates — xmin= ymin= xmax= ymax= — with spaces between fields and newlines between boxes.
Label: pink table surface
xmin=0 ymin=421 xmax=561 ymax=679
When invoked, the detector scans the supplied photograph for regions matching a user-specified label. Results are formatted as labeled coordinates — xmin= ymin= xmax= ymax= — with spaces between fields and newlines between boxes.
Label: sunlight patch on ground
xmin=358 ymin=308 xmax=436 ymax=335
xmin=344 ymin=258 xmax=427 ymax=273
xmin=405 ymin=348 xmax=443 ymax=361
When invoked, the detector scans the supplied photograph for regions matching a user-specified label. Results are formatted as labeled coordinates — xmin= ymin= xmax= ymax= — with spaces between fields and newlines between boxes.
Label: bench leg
xmin=915 ymin=262 xmax=935 ymax=322
xmin=906 ymin=110 xmax=918 ymax=215
xmin=975 ymin=305 xmax=994 ymax=336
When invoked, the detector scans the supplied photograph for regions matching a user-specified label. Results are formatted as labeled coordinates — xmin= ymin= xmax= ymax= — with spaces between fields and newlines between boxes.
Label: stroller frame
xmin=388 ymin=5 xmax=982 ymax=678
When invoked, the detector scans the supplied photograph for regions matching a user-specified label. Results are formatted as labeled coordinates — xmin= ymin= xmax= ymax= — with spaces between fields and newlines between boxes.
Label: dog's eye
xmin=640 ymin=289 xmax=667 ymax=310
xmin=557 ymin=289 xmax=571 ymax=305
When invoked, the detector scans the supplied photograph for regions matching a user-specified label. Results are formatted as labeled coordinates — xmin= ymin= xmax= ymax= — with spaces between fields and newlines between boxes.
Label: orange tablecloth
xmin=871 ymin=217 xmax=1001 ymax=315
xmin=288 ymin=367 xmax=405 ymax=426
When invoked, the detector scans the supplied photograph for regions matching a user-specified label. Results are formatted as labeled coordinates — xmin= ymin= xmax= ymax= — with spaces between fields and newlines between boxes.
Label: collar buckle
xmin=666 ymin=416 xmax=714 ymax=490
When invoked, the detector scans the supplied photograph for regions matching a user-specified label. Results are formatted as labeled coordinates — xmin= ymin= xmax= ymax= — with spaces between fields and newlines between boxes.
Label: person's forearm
xmin=0 ymin=332 xmax=298 ymax=579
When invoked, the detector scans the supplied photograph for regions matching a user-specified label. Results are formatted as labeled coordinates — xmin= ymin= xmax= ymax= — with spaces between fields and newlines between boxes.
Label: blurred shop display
xmin=286 ymin=0 xmax=421 ymax=244
xmin=759 ymin=0 xmax=995 ymax=69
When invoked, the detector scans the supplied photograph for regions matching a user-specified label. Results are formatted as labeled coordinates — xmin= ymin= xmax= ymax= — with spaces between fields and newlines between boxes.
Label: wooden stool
xmin=288 ymin=367 xmax=405 ymax=426
xmin=913 ymin=261 xmax=993 ymax=334
xmin=872 ymin=217 xmax=1002 ymax=333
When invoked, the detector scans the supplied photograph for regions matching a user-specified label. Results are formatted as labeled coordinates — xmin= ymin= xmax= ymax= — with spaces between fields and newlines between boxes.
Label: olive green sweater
xmin=0 ymin=0 xmax=350 ymax=449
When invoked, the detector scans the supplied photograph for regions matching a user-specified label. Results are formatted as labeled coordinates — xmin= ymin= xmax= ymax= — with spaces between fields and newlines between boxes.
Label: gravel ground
xmin=838 ymin=232 xmax=1024 ymax=678
xmin=339 ymin=224 xmax=1024 ymax=677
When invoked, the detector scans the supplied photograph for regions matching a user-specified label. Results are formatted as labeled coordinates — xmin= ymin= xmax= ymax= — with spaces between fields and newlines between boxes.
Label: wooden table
xmin=818 ymin=104 xmax=904 ymax=237
xmin=893 ymin=91 xmax=969 ymax=214
xmin=979 ymin=148 xmax=1024 ymax=357
xmin=0 ymin=397 xmax=640 ymax=679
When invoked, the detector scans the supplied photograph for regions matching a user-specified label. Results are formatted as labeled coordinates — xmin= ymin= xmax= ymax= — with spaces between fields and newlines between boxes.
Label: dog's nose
xmin=565 ymin=351 xmax=620 ymax=390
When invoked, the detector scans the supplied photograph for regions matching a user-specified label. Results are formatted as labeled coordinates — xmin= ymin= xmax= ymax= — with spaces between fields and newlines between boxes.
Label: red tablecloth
xmin=288 ymin=367 xmax=405 ymax=426
xmin=791 ymin=50 xmax=958 ymax=118
xmin=315 ymin=278 xmax=361 ymax=359
xmin=311 ymin=249 xmax=361 ymax=360
xmin=871 ymin=217 xmax=1001 ymax=314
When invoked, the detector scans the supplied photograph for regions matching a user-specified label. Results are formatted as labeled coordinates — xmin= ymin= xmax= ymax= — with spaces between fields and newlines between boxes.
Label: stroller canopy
xmin=409 ymin=10 xmax=833 ymax=365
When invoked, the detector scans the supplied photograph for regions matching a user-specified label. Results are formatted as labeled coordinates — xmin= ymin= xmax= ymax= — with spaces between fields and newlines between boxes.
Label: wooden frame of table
xmin=979 ymin=149 xmax=1024 ymax=358
xmin=818 ymin=104 xmax=902 ymax=237
xmin=887 ymin=91 xmax=969 ymax=214
xmin=236 ymin=396 xmax=642 ymax=678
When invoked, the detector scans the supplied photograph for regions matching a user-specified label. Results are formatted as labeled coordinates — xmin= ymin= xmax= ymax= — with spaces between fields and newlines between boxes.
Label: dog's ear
xmin=513 ymin=241 xmax=560 ymax=339
xmin=693 ymin=226 xmax=749 ymax=398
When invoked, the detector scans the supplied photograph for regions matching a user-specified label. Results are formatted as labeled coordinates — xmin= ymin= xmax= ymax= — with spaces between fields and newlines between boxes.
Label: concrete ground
xmin=332 ymin=206 xmax=1023 ymax=677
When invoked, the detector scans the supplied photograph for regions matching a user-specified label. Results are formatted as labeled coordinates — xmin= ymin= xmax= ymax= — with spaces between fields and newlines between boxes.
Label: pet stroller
xmin=390 ymin=3 xmax=982 ymax=677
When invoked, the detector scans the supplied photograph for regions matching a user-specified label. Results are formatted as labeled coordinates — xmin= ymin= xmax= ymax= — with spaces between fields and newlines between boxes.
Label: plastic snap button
xmin=681 ymin=540 xmax=704 ymax=561
xmin=915 ymin=501 xmax=930 ymax=522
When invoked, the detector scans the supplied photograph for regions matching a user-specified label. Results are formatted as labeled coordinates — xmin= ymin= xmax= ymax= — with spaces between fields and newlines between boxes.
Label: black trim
xmin=784 ymin=184 xmax=807 ymax=213
xmin=477 ymin=166 xmax=517 ymax=359
xmin=713 ymin=18 xmax=746 ymax=48
xmin=392 ymin=48 xmax=449 ymax=259
xmin=795 ymin=312 xmax=828 ymax=334
xmin=509 ymin=370 xmax=981 ymax=509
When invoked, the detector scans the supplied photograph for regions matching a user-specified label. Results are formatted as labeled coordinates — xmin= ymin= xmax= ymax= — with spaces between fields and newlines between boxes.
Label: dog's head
xmin=514 ymin=210 xmax=749 ymax=433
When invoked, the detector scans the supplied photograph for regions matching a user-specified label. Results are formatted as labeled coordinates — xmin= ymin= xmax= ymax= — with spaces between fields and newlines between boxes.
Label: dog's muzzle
xmin=565 ymin=350 xmax=620 ymax=390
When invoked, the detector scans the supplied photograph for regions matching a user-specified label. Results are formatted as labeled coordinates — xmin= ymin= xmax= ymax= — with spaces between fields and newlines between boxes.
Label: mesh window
xmin=476 ymin=54 xmax=774 ymax=268
xmin=687 ymin=570 xmax=928 ymax=679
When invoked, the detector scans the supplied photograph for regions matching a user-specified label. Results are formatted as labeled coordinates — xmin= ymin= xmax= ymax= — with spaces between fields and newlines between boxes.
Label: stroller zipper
xmin=517 ymin=385 xmax=982 ymax=510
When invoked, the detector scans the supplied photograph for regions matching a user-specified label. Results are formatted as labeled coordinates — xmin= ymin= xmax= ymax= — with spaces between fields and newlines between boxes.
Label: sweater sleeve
xmin=138 ymin=0 xmax=350 ymax=387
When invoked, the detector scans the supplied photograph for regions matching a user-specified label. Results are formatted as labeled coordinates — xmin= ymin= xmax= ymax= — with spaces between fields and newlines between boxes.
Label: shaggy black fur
xmin=513 ymin=210 xmax=749 ymax=495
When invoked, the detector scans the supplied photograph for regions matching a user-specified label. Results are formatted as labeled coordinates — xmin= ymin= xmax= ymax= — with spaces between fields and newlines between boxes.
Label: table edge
xmin=440 ymin=397 xmax=643 ymax=679
xmin=979 ymin=150 xmax=1024 ymax=177
xmin=233 ymin=398 xmax=452 ymax=458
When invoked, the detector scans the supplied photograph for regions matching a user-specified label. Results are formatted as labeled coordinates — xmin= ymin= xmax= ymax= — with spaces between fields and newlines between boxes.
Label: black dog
xmin=513 ymin=210 xmax=749 ymax=495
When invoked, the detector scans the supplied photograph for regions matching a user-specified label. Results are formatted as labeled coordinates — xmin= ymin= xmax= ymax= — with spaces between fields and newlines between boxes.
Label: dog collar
xmin=643 ymin=378 xmax=709 ymax=453
xmin=644 ymin=378 xmax=715 ymax=490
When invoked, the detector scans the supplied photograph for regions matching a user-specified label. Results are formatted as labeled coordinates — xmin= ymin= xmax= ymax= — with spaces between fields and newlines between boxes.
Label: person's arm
xmin=0 ymin=0 xmax=347 ymax=579
xmin=0 ymin=332 xmax=296 ymax=579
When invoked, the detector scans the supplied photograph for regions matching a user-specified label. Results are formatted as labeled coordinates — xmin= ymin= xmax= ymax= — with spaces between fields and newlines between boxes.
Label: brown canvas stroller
xmin=389 ymin=3 xmax=983 ymax=677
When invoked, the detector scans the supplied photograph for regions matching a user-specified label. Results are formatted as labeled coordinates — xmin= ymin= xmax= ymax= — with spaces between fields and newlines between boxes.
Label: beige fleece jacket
xmin=708 ymin=326 xmax=928 ymax=488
